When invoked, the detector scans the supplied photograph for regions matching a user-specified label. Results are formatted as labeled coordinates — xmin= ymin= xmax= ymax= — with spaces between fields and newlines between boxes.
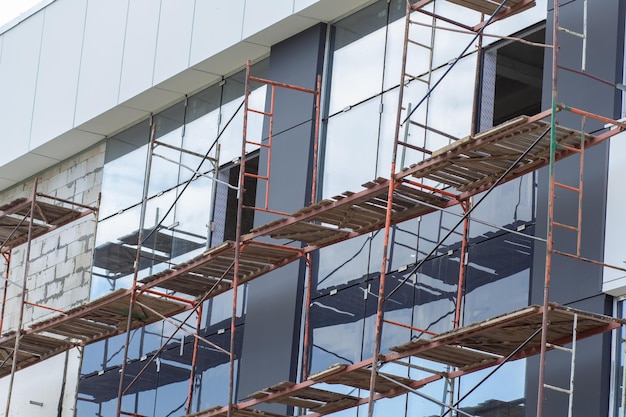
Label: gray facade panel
xmin=528 ymin=1 xmax=625 ymax=416
xmin=237 ymin=24 xmax=326 ymax=406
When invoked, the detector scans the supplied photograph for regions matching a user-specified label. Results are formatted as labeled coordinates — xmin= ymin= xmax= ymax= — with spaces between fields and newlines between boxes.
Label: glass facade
xmin=78 ymin=1 xmax=551 ymax=416
xmin=77 ymin=61 xmax=268 ymax=415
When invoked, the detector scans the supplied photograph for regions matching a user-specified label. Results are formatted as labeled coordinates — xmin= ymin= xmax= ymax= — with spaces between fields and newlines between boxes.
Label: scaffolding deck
xmin=390 ymin=303 xmax=623 ymax=369
xmin=0 ymin=289 xmax=187 ymax=378
xmin=0 ymin=195 xmax=97 ymax=249
xmin=404 ymin=115 xmax=592 ymax=192
xmin=445 ymin=0 xmax=535 ymax=16
xmin=191 ymin=303 xmax=624 ymax=417
xmin=1 ymin=112 xmax=621 ymax=387
xmin=139 ymin=241 xmax=304 ymax=297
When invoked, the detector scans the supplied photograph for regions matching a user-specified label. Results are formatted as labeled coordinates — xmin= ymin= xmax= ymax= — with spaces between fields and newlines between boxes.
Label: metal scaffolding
xmin=0 ymin=178 xmax=99 ymax=416
xmin=1 ymin=1 xmax=626 ymax=417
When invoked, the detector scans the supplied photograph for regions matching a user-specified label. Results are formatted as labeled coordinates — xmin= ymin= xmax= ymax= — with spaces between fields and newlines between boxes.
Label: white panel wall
xmin=0 ymin=12 xmax=43 ymax=162
xmin=30 ymin=0 xmax=87 ymax=149
xmin=0 ymin=349 xmax=82 ymax=417
xmin=190 ymin=0 xmax=245 ymax=66
xmin=603 ymin=131 xmax=626 ymax=296
xmin=153 ymin=0 xmax=195 ymax=85
xmin=243 ymin=0 xmax=293 ymax=39
xmin=74 ymin=0 xmax=128 ymax=126
xmin=118 ymin=0 xmax=160 ymax=103
xmin=0 ymin=0 xmax=374 ymax=191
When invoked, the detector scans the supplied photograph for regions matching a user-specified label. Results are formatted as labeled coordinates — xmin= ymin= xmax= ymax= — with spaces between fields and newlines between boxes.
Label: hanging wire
xmin=402 ymin=0 xmax=512 ymax=125
xmin=140 ymin=99 xmax=245 ymax=246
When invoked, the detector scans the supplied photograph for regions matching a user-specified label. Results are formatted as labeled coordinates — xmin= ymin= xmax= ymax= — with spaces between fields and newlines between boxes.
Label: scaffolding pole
xmin=4 ymin=179 xmax=38 ymax=417
xmin=116 ymin=121 xmax=158 ymax=417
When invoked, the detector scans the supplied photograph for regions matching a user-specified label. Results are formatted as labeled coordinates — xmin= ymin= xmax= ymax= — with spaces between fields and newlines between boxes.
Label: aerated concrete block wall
xmin=0 ymin=143 xmax=104 ymax=334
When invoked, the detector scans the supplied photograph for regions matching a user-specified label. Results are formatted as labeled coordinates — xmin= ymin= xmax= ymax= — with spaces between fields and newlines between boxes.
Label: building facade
xmin=0 ymin=0 xmax=625 ymax=417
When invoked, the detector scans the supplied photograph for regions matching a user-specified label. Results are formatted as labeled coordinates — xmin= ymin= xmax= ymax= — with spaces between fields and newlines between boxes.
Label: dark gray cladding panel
xmin=236 ymin=23 xmax=326 ymax=408
xmin=529 ymin=1 xmax=625 ymax=416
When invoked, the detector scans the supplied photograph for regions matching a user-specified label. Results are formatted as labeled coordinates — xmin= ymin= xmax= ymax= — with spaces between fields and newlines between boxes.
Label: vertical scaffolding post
xmin=543 ymin=313 xmax=577 ymax=417
xmin=367 ymin=3 xmax=412 ymax=416
xmin=538 ymin=1 xmax=560 ymax=416
xmin=116 ymin=120 xmax=158 ymax=417
xmin=228 ymin=60 xmax=253 ymax=417
xmin=186 ymin=304 xmax=203 ymax=414
xmin=4 ymin=178 xmax=38 ymax=417
xmin=0 ymin=250 xmax=10 ymax=335
xmin=453 ymin=200 xmax=470 ymax=329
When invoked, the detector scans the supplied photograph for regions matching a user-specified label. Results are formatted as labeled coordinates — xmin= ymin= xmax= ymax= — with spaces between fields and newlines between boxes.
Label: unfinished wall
xmin=0 ymin=142 xmax=104 ymax=333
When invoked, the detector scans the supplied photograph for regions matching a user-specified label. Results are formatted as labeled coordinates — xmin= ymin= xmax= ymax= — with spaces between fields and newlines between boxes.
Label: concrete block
xmin=74 ymin=252 xmax=93 ymax=274
xmin=55 ymin=181 xmax=77 ymax=201
xmin=67 ymin=160 xmax=88 ymax=183
xmin=46 ymin=279 xmax=65 ymax=299
xmin=45 ymin=246 xmax=67 ymax=268
xmin=59 ymin=224 xmax=79 ymax=247
xmin=66 ymin=240 xmax=84 ymax=260
xmin=29 ymin=255 xmax=47 ymax=275
xmin=45 ymin=169 xmax=70 ymax=194
xmin=55 ymin=258 xmax=76 ymax=279
xmin=82 ymin=186 xmax=101 ymax=206
xmin=40 ymin=233 xmax=60 ymax=255
xmin=27 ymin=285 xmax=46 ymax=304
xmin=75 ymin=172 xmax=94 ymax=195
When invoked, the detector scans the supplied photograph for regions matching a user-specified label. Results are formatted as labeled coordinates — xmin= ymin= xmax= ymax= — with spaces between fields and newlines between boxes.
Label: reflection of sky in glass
xmin=92 ymin=72 xmax=267 ymax=300
xmin=315 ymin=3 xmax=547 ymax=414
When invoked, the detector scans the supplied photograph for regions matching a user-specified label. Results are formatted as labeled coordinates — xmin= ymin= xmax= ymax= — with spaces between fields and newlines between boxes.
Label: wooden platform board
xmin=250 ymin=180 xmax=451 ymax=246
xmin=139 ymin=241 xmax=303 ymax=297
xmin=248 ymin=381 xmax=360 ymax=414
xmin=0 ymin=195 xmax=96 ymax=248
xmin=390 ymin=303 xmax=625 ymax=370
xmin=0 ymin=289 xmax=187 ymax=378
xmin=406 ymin=116 xmax=593 ymax=192
xmin=445 ymin=0 xmax=535 ymax=16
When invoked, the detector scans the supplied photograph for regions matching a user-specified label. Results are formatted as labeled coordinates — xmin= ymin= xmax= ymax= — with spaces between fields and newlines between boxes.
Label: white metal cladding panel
xmin=74 ymin=0 xmax=128 ymax=126
xmin=190 ymin=0 xmax=246 ymax=66
xmin=152 ymin=0 xmax=196 ymax=86
xmin=30 ymin=0 xmax=87 ymax=149
xmin=0 ymin=348 xmax=81 ymax=415
xmin=118 ymin=0 xmax=161 ymax=103
xmin=0 ymin=12 xmax=43 ymax=165
xmin=0 ymin=0 xmax=377 ymax=190
xmin=242 ymin=0 xmax=294 ymax=39
xmin=603 ymin=131 xmax=626 ymax=296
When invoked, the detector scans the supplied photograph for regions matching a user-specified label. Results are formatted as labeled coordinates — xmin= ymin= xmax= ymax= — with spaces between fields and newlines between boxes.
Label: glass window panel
xmin=309 ymin=284 xmax=367 ymax=375
xmin=426 ymin=57 xmax=476 ymax=141
xmin=154 ymin=101 xmax=185 ymax=144
xmin=429 ymin=3 xmax=481 ymax=69
xmin=194 ymin=328 xmax=241 ymax=412
xmin=100 ymin=143 xmax=147 ymax=219
xmin=389 ymin=220 xmax=420 ymax=273
xmin=462 ymin=228 xmax=533 ymax=324
xmin=469 ymin=174 xmax=536 ymax=240
xmin=322 ymin=99 xmax=380 ymax=199
xmin=149 ymin=130 xmax=185 ymax=194
xmin=81 ymin=339 xmax=105 ymax=376
xmin=483 ymin=0 xmax=547 ymax=45
xmin=412 ymin=255 xmax=459 ymax=335
xmin=457 ymin=361 xmax=526 ymax=417
xmin=328 ymin=1 xmax=388 ymax=114
xmin=316 ymin=235 xmax=372 ymax=293
xmin=376 ymin=89 xmax=399 ymax=176
xmin=417 ymin=205 xmax=466 ymax=259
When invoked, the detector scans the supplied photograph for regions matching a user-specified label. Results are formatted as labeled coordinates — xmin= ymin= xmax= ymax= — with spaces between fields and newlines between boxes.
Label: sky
xmin=0 ymin=0 xmax=42 ymax=28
